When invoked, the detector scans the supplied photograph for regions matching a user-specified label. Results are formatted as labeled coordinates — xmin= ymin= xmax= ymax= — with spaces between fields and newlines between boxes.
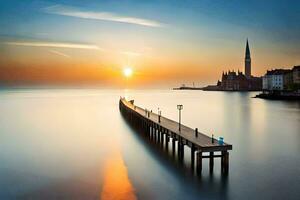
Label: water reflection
xmin=101 ymin=151 xmax=137 ymax=200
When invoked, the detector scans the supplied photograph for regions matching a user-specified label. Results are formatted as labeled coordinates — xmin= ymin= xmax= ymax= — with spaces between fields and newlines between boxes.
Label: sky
xmin=0 ymin=0 xmax=299 ymax=88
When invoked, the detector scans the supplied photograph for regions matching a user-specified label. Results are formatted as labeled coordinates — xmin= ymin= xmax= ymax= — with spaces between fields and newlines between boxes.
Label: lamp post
xmin=177 ymin=104 xmax=183 ymax=131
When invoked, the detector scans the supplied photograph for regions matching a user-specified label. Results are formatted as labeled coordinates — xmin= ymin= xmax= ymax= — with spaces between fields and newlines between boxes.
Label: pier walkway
xmin=119 ymin=97 xmax=232 ymax=173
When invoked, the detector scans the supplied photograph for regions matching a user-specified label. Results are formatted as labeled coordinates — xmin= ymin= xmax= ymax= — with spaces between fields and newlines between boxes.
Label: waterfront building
xmin=262 ymin=69 xmax=293 ymax=90
xmin=292 ymin=66 xmax=300 ymax=84
xmin=258 ymin=66 xmax=300 ymax=99
xmin=221 ymin=71 xmax=248 ymax=90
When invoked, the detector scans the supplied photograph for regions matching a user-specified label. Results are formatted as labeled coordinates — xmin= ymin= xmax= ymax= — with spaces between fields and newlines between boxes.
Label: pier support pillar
xmin=181 ymin=144 xmax=184 ymax=160
xmin=191 ymin=144 xmax=196 ymax=169
xmin=157 ymin=127 xmax=161 ymax=143
xmin=152 ymin=126 xmax=155 ymax=140
xmin=221 ymin=151 xmax=229 ymax=174
xmin=177 ymin=137 xmax=183 ymax=161
xmin=165 ymin=131 xmax=169 ymax=150
xmin=196 ymin=151 xmax=202 ymax=174
xmin=161 ymin=128 xmax=164 ymax=146
xmin=209 ymin=152 xmax=214 ymax=172
xmin=147 ymin=123 xmax=150 ymax=136
xmin=178 ymin=138 xmax=184 ymax=161
xmin=156 ymin=127 xmax=159 ymax=143
xmin=172 ymin=137 xmax=176 ymax=155
xmin=177 ymin=139 xmax=181 ymax=159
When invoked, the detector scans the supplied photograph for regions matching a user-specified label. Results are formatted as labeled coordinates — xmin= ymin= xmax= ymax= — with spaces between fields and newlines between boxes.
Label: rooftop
xmin=293 ymin=65 xmax=300 ymax=70
xmin=266 ymin=69 xmax=292 ymax=75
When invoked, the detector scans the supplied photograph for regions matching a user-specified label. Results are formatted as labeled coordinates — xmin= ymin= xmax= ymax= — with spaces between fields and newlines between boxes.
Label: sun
xmin=123 ymin=67 xmax=133 ymax=78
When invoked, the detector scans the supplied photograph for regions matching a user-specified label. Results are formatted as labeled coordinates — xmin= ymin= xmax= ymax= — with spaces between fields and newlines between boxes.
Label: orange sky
xmin=0 ymin=1 xmax=299 ymax=88
xmin=1 ymin=41 xmax=298 ymax=88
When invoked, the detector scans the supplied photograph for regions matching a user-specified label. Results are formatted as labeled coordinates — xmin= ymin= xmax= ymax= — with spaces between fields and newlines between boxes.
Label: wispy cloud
xmin=43 ymin=5 xmax=163 ymax=28
xmin=49 ymin=50 xmax=71 ymax=58
xmin=4 ymin=41 xmax=102 ymax=50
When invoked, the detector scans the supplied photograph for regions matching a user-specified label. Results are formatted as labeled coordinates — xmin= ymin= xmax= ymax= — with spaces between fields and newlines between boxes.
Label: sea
xmin=0 ymin=89 xmax=299 ymax=200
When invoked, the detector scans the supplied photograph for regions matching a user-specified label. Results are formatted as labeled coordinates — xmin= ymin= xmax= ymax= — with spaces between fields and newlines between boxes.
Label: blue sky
xmin=0 ymin=0 xmax=300 ymax=42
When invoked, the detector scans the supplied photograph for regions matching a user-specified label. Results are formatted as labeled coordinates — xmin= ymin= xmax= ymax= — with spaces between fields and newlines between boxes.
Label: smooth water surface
xmin=0 ymin=89 xmax=299 ymax=199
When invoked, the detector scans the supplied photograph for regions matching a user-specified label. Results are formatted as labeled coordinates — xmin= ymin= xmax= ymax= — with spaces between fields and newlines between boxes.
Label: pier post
xmin=146 ymin=122 xmax=148 ymax=137
xmin=157 ymin=127 xmax=160 ymax=143
xmin=181 ymin=141 xmax=184 ymax=160
xmin=177 ymin=138 xmax=181 ymax=159
xmin=157 ymin=126 xmax=161 ymax=143
xmin=172 ymin=136 xmax=176 ymax=155
xmin=178 ymin=137 xmax=184 ymax=161
xmin=177 ymin=137 xmax=182 ymax=160
xmin=191 ymin=144 xmax=196 ymax=169
xmin=152 ymin=124 xmax=155 ymax=141
xmin=222 ymin=151 xmax=229 ymax=174
xmin=221 ymin=151 xmax=224 ymax=171
xmin=150 ymin=124 xmax=154 ymax=140
xmin=165 ymin=130 xmax=169 ymax=150
xmin=196 ymin=151 xmax=202 ymax=174
xmin=149 ymin=123 xmax=151 ymax=138
xmin=161 ymin=128 xmax=164 ymax=146
xmin=209 ymin=152 xmax=214 ymax=172
xmin=153 ymin=126 xmax=156 ymax=142
xmin=157 ymin=125 xmax=159 ymax=143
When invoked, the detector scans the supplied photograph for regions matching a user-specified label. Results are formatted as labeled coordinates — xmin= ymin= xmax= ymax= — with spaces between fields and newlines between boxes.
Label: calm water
xmin=0 ymin=89 xmax=299 ymax=200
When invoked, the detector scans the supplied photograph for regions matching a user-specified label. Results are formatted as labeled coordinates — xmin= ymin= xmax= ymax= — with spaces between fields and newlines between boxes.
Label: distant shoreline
xmin=173 ymin=87 xmax=204 ymax=90
xmin=173 ymin=86 xmax=261 ymax=92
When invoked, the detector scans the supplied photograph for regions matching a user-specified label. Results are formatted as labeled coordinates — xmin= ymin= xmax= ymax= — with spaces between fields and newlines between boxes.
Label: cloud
xmin=43 ymin=5 xmax=163 ymax=27
xmin=49 ymin=50 xmax=71 ymax=58
xmin=4 ymin=41 xmax=102 ymax=50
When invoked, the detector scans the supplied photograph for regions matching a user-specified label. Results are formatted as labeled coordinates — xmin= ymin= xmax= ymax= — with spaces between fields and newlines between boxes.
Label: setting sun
xmin=123 ymin=67 xmax=133 ymax=78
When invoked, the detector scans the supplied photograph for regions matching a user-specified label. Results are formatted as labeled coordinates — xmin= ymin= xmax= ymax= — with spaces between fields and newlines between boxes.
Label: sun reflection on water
xmin=101 ymin=151 xmax=137 ymax=200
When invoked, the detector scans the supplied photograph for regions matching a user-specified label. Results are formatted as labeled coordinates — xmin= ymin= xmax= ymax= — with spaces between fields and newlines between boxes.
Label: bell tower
xmin=245 ymin=39 xmax=251 ymax=78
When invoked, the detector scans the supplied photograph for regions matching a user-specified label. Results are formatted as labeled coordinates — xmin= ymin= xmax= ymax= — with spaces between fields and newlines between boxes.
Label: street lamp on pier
xmin=177 ymin=104 xmax=183 ymax=131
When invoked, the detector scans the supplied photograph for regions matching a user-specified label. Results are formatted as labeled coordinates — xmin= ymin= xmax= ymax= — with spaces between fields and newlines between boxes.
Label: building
xmin=221 ymin=71 xmax=248 ymax=90
xmin=284 ymin=70 xmax=293 ymax=88
xmin=215 ymin=39 xmax=262 ymax=91
xmin=293 ymin=66 xmax=300 ymax=84
xmin=262 ymin=69 xmax=292 ymax=90
xmin=258 ymin=66 xmax=300 ymax=98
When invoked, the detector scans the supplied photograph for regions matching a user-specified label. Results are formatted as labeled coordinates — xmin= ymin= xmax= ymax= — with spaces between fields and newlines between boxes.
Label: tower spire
xmin=245 ymin=38 xmax=251 ymax=78
xmin=245 ymin=38 xmax=250 ymax=59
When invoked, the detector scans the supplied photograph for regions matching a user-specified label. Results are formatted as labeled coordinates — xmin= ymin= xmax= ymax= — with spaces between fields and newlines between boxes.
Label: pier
xmin=119 ymin=97 xmax=232 ymax=174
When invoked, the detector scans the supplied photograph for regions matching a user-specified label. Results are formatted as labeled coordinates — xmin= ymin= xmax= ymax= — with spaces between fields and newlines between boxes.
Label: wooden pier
xmin=119 ymin=97 xmax=232 ymax=174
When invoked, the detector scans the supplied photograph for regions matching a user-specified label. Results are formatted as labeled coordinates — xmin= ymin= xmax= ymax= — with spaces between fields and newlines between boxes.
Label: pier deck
xmin=119 ymin=97 xmax=232 ymax=173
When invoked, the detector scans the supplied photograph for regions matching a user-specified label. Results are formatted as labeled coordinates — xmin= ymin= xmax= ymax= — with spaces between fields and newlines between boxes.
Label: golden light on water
xmin=101 ymin=151 xmax=137 ymax=200
xmin=123 ymin=67 xmax=133 ymax=78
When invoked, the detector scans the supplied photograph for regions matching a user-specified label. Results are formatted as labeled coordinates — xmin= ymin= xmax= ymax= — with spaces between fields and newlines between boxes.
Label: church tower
xmin=245 ymin=39 xmax=251 ymax=78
